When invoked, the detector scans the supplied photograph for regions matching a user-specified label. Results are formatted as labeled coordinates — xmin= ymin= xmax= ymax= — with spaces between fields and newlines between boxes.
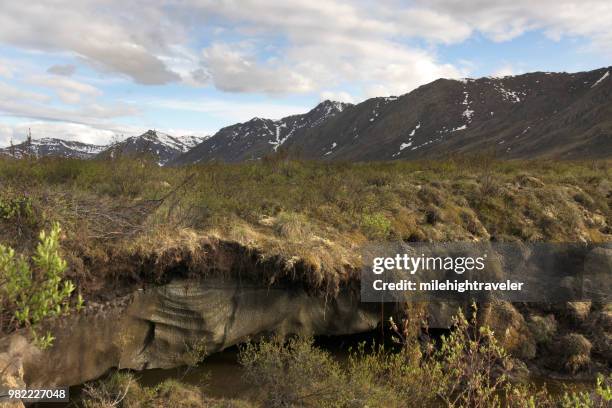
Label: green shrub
xmin=0 ymin=194 xmax=33 ymax=221
xmin=238 ymin=307 xmax=610 ymax=408
xmin=239 ymin=336 xmax=346 ymax=407
xmin=361 ymin=212 xmax=392 ymax=239
xmin=0 ymin=223 xmax=79 ymax=348
xmin=559 ymin=375 xmax=611 ymax=408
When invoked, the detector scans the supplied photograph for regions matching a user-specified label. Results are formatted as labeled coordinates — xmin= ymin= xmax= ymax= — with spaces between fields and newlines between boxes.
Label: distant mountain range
xmin=0 ymin=137 xmax=107 ymax=159
xmin=0 ymin=131 xmax=207 ymax=165
xmin=98 ymin=130 xmax=207 ymax=165
xmin=2 ymin=66 xmax=611 ymax=164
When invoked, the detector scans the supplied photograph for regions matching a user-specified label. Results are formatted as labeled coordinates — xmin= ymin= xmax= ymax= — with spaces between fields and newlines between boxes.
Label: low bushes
xmin=0 ymin=223 xmax=80 ymax=348
xmin=238 ymin=307 xmax=612 ymax=408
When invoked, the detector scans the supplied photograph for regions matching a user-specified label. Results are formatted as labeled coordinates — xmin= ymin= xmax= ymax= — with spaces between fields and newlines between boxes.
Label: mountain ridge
xmin=0 ymin=137 xmax=107 ymax=159
xmin=170 ymin=100 xmax=351 ymax=165
xmin=2 ymin=66 xmax=611 ymax=164
xmin=98 ymin=130 xmax=208 ymax=165
xmin=278 ymin=67 xmax=612 ymax=161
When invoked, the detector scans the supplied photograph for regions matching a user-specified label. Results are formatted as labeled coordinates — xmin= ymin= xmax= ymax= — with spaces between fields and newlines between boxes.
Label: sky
xmin=0 ymin=0 xmax=611 ymax=147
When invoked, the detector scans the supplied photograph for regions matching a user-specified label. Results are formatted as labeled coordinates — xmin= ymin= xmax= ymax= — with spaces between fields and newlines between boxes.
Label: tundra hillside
xmin=0 ymin=155 xmax=609 ymax=299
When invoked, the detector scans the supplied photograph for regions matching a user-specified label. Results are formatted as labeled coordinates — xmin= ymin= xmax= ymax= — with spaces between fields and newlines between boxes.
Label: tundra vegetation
xmin=0 ymin=155 xmax=608 ymax=294
xmin=0 ymin=155 xmax=610 ymax=406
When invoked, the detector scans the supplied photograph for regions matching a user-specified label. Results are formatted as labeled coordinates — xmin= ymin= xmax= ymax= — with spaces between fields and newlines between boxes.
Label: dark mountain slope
xmin=285 ymin=67 xmax=612 ymax=160
xmin=171 ymin=100 xmax=350 ymax=165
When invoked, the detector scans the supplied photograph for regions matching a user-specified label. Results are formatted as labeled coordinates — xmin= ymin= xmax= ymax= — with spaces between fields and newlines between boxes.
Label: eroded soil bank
xmin=2 ymin=275 xmax=609 ymax=390
xmin=5 ymin=277 xmax=380 ymax=388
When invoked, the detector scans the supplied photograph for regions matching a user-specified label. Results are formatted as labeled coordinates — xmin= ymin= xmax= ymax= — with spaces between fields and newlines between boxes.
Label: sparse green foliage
xmin=361 ymin=212 xmax=392 ymax=239
xmin=82 ymin=371 xmax=153 ymax=408
xmin=0 ymin=223 xmax=75 ymax=348
xmin=596 ymin=374 xmax=612 ymax=402
xmin=184 ymin=336 xmax=208 ymax=368
xmin=239 ymin=336 xmax=346 ymax=408
xmin=434 ymin=306 xmax=508 ymax=407
xmin=0 ymin=194 xmax=33 ymax=221
xmin=556 ymin=374 xmax=612 ymax=408
xmin=239 ymin=307 xmax=610 ymax=408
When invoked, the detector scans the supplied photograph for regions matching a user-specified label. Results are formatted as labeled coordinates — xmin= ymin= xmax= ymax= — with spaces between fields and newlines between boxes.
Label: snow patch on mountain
xmin=393 ymin=122 xmax=421 ymax=158
xmin=369 ymin=97 xmax=397 ymax=123
xmin=177 ymin=135 xmax=208 ymax=150
xmin=592 ymin=71 xmax=609 ymax=88
xmin=269 ymin=122 xmax=290 ymax=151
xmin=461 ymin=91 xmax=474 ymax=123
xmin=265 ymin=100 xmax=349 ymax=151
xmin=324 ymin=142 xmax=337 ymax=156
xmin=493 ymin=82 xmax=525 ymax=103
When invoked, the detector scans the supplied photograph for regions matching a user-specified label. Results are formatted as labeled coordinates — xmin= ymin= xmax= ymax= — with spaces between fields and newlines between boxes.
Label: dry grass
xmin=0 ymin=156 xmax=609 ymax=301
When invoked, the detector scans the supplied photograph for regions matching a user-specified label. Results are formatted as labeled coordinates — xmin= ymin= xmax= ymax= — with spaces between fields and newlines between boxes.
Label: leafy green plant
xmin=596 ymin=374 xmax=612 ymax=402
xmin=361 ymin=212 xmax=392 ymax=239
xmin=0 ymin=222 xmax=78 ymax=348
xmin=0 ymin=194 xmax=33 ymax=221
xmin=435 ymin=306 xmax=509 ymax=407
xmin=558 ymin=374 xmax=612 ymax=408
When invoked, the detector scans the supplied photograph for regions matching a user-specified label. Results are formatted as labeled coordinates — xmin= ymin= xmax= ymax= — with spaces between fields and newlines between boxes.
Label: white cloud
xmin=179 ymin=0 xmax=612 ymax=98
xmin=320 ymin=91 xmax=355 ymax=104
xmin=0 ymin=1 xmax=473 ymax=96
xmin=0 ymin=76 xmax=139 ymax=145
xmin=416 ymin=0 xmax=612 ymax=50
xmin=0 ymin=0 xmax=610 ymax=95
xmin=28 ymin=75 xmax=102 ymax=104
xmin=202 ymin=43 xmax=315 ymax=93
xmin=47 ymin=64 xmax=77 ymax=76
xmin=0 ymin=1 xmax=181 ymax=84
xmin=186 ymin=1 xmax=468 ymax=97
xmin=0 ymin=96 xmax=137 ymax=125
xmin=0 ymin=81 xmax=51 ymax=103
xmin=0 ymin=123 xmax=13 ymax=146
xmin=0 ymin=59 xmax=15 ymax=79
xmin=388 ymin=7 xmax=473 ymax=44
